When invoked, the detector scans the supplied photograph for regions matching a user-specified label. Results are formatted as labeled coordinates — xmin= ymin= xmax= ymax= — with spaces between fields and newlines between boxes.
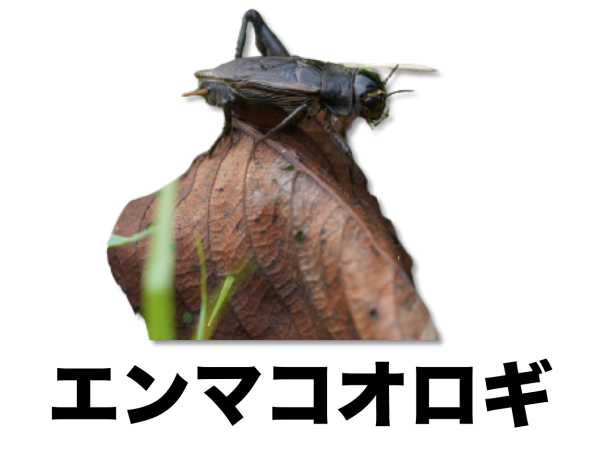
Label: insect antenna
xmin=384 ymin=64 xmax=400 ymax=85
xmin=387 ymin=89 xmax=414 ymax=96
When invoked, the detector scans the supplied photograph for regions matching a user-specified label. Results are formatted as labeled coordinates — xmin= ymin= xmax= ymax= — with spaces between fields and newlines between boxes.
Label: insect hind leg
xmin=235 ymin=10 xmax=290 ymax=58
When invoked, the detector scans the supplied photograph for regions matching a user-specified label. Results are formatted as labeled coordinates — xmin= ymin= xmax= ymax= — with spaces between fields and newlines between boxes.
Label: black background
xmin=103 ymin=3 xmax=462 ymax=339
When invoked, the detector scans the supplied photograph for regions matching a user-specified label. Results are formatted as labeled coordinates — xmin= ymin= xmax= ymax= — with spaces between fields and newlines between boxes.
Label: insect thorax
xmin=320 ymin=63 xmax=356 ymax=117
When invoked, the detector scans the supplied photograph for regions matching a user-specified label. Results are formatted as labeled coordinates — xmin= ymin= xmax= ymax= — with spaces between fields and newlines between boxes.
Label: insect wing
xmin=204 ymin=57 xmax=324 ymax=111
xmin=197 ymin=57 xmax=294 ymax=81
xmin=239 ymin=59 xmax=323 ymax=110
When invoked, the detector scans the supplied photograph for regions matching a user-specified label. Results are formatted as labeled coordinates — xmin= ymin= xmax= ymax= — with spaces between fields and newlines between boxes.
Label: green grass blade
xmin=108 ymin=225 xmax=155 ymax=247
xmin=192 ymin=235 xmax=257 ymax=340
xmin=194 ymin=235 xmax=209 ymax=340
xmin=141 ymin=181 xmax=177 ymax=340
xmin=208 ymin=275 xmax=235 ymax=327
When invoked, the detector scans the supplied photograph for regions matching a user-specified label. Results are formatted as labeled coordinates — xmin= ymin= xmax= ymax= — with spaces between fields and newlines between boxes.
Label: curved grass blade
xmin=108 ymin=225 xmax=156 ymax=247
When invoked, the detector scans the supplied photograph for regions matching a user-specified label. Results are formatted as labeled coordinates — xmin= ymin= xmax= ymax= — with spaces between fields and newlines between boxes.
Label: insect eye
xmin=365 ymin=97 xmax=375 ymax=107
xmin=377 ymin=94 xmax=384 ymax=102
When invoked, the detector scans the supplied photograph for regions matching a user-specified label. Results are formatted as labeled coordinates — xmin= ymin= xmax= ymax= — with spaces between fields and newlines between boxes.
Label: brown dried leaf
xmin=108 ymin=119 xmax=436 ymax=340
xmin=296 ymin=110 xmax=414 ymax=282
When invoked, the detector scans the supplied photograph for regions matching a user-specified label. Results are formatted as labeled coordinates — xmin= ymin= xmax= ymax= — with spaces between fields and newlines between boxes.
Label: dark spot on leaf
xmin=294 ymin=230 xmax=304 ymax=243
xmin=182 ymin=312 xmax=193 ymax=324
xmin=255 ymin=217 xmax=260 ymax=223
xmin=193 ymin=264 xmax=197 ymax=269
xmin=321 ymin=228 xmax=326 ymax=235
xmin=320 ymin=239 xmax=327 ymax=246
xmin=272 ymin=213 xmax=279 ymax=223
xmin=207 ymin=274 xmax=218 ymax=288
xmin=260 ymin=229 xmax=267 ymax=234
xmin=218 ymin=187 xmax=224 ymax=192
xmin=370 ymin=309 xmax=378 ymax=319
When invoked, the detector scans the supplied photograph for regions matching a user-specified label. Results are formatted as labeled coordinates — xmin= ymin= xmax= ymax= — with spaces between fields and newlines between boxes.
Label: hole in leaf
xmin=294 ymin=230 xmax=304 ymax=243
xmin=182 ymin=312 xmax=193 ymax=324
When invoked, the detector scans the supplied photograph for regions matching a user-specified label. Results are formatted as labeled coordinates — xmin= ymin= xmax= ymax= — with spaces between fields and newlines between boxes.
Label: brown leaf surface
xmin=296 ymin=110 xmax=414 ymax=282
xmin=108 ymin=118 xmax=436 ymax=340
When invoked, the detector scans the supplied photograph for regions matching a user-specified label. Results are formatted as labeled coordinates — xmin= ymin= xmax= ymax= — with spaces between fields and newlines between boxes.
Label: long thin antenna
xmin=384 ymin=64 xmax=400 ymax=85
xmin=339 ymin=62 xmax=439 ymax=73
xmin=387 ymin=89 xmax=414 ymax=96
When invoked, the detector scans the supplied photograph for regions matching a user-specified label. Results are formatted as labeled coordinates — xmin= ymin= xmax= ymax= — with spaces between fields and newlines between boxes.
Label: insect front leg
xmin=252 ymin=104 xmax=308 ymax=158
xmin=235 ymin=9 xmax=290 ymax=58
xmin=208 ymin=94 xmax=235 ymax=157
xmin=323 ymin=112 xmax=358 ymax=197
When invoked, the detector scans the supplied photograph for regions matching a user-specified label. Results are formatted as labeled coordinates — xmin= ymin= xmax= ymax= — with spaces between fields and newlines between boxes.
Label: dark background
xmin=103 ymin=3 xmax=462 ymax=339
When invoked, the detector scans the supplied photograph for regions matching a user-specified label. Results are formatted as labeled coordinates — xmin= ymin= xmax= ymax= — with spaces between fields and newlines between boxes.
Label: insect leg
xmin=323 ymin=112 xmax=358 ymax=197
xmin=252 ymin=104 xmax=308 ymax=158
xmin=208 ymin=94 xmax=235 ymax=157
xmin=235 ymin=10 xmax=290 ymax=58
